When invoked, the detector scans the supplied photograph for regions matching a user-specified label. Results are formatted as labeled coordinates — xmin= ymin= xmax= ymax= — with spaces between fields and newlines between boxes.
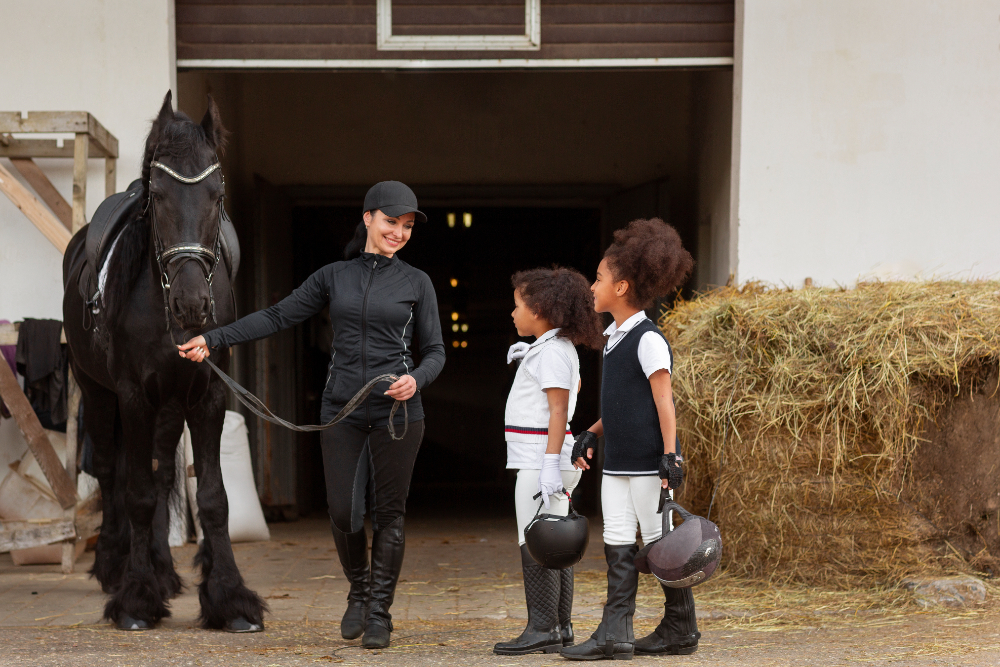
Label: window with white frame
xmin=376 ymin=0 xmax=541 ymax=51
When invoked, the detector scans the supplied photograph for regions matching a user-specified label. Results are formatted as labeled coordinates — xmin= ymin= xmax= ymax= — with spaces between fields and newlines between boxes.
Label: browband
xmin=151 ymin=161 xmax=221 ymax=184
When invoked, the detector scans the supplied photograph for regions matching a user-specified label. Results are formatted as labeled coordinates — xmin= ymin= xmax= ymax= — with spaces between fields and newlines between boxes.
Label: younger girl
xmin=562 ymin=218 xmax=696 ymax=661
xmin=494 ymin=267 xmax=604 ymax=656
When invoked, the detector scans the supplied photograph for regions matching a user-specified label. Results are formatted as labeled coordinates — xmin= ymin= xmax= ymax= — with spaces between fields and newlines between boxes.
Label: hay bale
xmin=660 ymin=281 xmax=1000 ymax=585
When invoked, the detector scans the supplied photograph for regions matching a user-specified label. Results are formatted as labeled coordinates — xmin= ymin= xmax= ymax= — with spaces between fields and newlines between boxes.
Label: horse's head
xmin=144 ymin=91 xmax=229 ymax=330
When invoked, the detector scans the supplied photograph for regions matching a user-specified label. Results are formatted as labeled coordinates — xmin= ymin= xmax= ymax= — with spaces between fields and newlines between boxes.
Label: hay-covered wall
xmin=660 ymin=281 xmax=1000 ymax=585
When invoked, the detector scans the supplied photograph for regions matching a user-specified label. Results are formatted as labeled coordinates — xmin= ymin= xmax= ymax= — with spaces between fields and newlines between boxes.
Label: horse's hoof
xmin=117 ymin=614 xmax=150 ymax=631
xmin=225 ymin=617 xmax=263 ymax=633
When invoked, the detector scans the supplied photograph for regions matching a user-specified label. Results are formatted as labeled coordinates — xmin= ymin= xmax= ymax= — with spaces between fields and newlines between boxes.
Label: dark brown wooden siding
xmin=176 ymin=1 xmax=734 ymax=61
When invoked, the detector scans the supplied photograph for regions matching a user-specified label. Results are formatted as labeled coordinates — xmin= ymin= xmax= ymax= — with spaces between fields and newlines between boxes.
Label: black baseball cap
xmin=363 ymin=181 xmax=426 ymax=223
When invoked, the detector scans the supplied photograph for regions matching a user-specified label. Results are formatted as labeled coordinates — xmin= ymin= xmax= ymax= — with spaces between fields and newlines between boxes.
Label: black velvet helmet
xmin=635 ymin=493 xmax=722 ymax=588
xmin=524 ymin=491 xmax=590 ymax=570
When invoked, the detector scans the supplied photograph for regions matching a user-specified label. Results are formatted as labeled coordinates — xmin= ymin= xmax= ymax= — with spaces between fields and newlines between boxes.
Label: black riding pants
xmin=321 ymin=420 xmax=424 ymax=533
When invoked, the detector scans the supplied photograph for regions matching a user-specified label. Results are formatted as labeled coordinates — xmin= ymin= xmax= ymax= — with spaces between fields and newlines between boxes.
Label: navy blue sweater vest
xmin=601 ymin=318 xmax=675 ymax=476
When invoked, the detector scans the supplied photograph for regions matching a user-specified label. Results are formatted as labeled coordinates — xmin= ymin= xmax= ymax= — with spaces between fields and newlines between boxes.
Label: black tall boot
xmin=560 ymin=544 xmax=638 ymax=661
xmin=362 ymin=516 xmax=405 ymax=649
xmin=559 ymin=566 xmax=575 ymax=646
xmin=635 ymin=584 xmax=700 ymax=655
xmin=493 ymin=545 xmax=562 ymax=655
xmin=330 ymin=522 xmax=369 ymax=640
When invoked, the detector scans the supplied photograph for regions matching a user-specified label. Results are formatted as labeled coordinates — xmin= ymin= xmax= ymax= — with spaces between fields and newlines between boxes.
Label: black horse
xmin=62 ymin=92 xmax=265 ymax=631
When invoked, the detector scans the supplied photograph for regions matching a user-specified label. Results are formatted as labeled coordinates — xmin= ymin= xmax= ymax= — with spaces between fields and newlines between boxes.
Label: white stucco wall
xmin=0 ymin=0 xmax=176 ymax=322
xmin=734 ymin=0 xmax=1000 ymax=285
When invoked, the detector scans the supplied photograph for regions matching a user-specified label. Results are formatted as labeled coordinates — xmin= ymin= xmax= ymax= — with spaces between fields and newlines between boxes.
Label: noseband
xmin=148 ymin=158 xmax=225 ymax=331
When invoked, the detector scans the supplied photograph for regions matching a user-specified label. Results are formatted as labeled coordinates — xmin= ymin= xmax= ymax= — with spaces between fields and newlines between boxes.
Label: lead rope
xmin=203 ymin=357 xmax=408 ymax=440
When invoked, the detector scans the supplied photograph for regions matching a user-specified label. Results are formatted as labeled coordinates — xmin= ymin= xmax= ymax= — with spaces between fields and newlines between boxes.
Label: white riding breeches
xmin=514 ymin=468 xmax=582 ymax=546
xmin=601 ymin=474 xmax=665 ymax=546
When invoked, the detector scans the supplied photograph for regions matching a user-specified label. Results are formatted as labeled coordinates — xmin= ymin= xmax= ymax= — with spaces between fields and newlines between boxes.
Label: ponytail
xmin=343 ymin=219 xmax=368 ymax=260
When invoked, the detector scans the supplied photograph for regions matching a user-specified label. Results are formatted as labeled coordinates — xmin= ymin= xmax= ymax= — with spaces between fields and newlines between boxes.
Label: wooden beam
xmin=0 ymin=111 xmax=117 ymax=158
xmin=0 ymin=358 xmax=77 ymax=510
xmin=61 ymin=369 xmax=81 ymax=572
xmin=75 ymin=510 xmax=102 ymax=542
xmin=71 ymin=134 xmax=89 ymax=232
xmin=8 ymin=158 xmax=72 ymax=229
xmin=105 ymin=156 xmax=117 ymax=198
xmin=0 ymin=161 xmax=71 ymax=253
xmin=0 ymin=135 xmax=112 ymax=159
xmin=0 ymin=518 xmax=75 ymax=552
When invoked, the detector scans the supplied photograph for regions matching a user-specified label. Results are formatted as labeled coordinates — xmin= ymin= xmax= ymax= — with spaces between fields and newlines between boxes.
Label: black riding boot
xmin=559 ymin=566 xmax=575 ymax=646
xmin=635 ymin=584 xmax=700 ymax=655
xmin=362 ymin=516 xmax=405 ymax=649
xmin=331 ymin=522 xmax=369 ymax=640
xmin=493 ymin=545 xmax=563 ymax=655
xmin=560 ymin=543 xmax=638 ymax=661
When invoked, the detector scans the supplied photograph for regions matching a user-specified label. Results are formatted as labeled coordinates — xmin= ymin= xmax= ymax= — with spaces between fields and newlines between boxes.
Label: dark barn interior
xmin=177 ymin=67 xmax=733 ymax=521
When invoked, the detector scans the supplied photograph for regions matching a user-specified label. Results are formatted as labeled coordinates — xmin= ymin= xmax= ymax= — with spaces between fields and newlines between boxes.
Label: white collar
xmin=603 ymin=311 xmax=648 ymax=338
xmin=530 ymin=328 xmax=561 ymax=348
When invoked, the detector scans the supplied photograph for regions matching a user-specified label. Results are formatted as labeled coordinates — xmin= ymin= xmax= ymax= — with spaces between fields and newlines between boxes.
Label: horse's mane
xmin=101 ymin=108 xmax=225 ymax=335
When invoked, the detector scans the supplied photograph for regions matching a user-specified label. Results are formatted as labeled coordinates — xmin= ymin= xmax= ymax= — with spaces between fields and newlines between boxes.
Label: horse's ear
xmin=156 ymin=91 xmax=174 ymax=131
xmin=201 ymin=95 xmax=229 ymax=154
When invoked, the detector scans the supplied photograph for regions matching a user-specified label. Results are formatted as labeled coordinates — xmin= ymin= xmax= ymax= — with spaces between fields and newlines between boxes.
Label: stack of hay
xmin=661 ymin=281 xmax=1000 ymax=586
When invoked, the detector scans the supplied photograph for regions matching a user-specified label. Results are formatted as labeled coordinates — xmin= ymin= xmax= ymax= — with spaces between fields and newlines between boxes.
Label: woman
xmin=178 ymin=181 xmax=445 ymax=649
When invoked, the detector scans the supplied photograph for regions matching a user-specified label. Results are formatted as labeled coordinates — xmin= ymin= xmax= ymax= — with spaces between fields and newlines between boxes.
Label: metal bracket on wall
xmin=376 ymin=0 xmax=541 ymax=51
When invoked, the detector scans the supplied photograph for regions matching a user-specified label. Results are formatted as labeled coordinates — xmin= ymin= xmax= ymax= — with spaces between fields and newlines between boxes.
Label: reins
xmin=203 ymin=358 xmax=408 ymax=440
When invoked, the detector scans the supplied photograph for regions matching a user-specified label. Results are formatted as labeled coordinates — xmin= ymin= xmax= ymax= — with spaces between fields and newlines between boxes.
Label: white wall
xmin=734 ymin=0 xmax=1000 ymax=285
xmin=0 ymin=0 xmax=176 ymax=321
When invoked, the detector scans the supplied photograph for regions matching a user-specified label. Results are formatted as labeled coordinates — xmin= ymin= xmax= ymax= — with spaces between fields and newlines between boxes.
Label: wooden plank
xmin=0 ymin=136 xmax=75 ymax=159
xmin=0 ymin=518 xmax=75 ymax=552
xmin=75 ymin=510 xmax=102 ymax=541
xmin=0 ymin=112 xmax=117 ymax=158
xmin=0 ymin=161 xmax=72 ymax=253
xmin=105 ymin=156 xmax=117 ymax=198
xmin=0 ymin=358 xmax=77 ymax=510
xmin=72 ymin=133 xmax=89 ymax=233
xmin=176 ymin=40 xmax=734 ymax=60
xmin=8 ymin=158 xmax=73 ymax=230
xmin=176 ymin=4 xmax=373 ymax=23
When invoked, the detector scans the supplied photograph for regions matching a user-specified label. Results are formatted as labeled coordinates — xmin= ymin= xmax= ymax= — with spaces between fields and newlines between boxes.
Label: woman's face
xmin=511 ymin=289 xmax=539 ymax=337
xmin=364 ymin=209 xmax=415 ymax=257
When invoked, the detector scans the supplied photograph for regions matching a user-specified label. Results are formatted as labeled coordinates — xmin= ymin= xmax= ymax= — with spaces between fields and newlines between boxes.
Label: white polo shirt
xmin=603 ymin=311 xmax=673 ymax=377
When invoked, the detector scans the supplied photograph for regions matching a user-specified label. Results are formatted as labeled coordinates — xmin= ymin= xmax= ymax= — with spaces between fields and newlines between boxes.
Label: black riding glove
xmin=659 ymin=452 xmax=684 ymax=490
xmin=572 ymin=431 xmax=598 ymax=461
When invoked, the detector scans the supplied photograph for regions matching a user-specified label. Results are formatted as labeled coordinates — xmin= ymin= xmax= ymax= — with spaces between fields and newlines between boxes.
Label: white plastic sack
xmin=220 ymin=411 xmax=269 ymax=542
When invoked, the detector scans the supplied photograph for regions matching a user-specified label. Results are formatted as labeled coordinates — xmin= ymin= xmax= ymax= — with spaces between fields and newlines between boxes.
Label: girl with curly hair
xmin=561 ymin=218 xmax=696 ymax=661
xmin=493 ymin=267 xmax=604 ymax=656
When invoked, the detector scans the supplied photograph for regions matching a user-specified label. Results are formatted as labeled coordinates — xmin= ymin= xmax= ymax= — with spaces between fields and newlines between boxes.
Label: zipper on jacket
xmin=361 ymin=257 xmax=377 ymax=426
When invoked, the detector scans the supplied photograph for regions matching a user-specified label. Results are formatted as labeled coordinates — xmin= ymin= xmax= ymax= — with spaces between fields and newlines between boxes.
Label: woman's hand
xmin=177 ymin=336 xmax=210 ymax=363
xmin=385 ymin=374 xmax=417 ymax=401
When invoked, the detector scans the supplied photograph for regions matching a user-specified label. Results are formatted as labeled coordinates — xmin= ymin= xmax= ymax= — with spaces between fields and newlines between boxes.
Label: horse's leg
xmin=149 ymin=408 xmax=185 ymax=600
xmin=77 ymin=371 xmax=128 ymax=593
xmin=103 ymin=392 xmax=170 ymax=629
xmin=188 ymin=384 xmax=266 ymax=632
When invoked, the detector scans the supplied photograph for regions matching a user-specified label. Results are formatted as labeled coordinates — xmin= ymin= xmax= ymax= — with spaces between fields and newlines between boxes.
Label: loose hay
xmin=659 ymin=281 xmax=1000 ymax=585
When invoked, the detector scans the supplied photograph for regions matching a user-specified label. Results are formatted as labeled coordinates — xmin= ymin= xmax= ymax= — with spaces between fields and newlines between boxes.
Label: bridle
xmin=146 ymin=156 xmax=225 ymax=332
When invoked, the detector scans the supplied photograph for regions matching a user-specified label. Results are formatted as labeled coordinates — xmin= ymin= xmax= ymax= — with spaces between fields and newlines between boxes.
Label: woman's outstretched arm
xmin=179 ymin=267 xmax=329 ymax=361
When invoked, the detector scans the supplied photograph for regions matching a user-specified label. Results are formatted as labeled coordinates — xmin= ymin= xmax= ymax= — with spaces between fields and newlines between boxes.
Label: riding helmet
xmin=635 ymin=494 xmax=722 ymax=588
xmin=523 ymin=492 xmax=590 ymax=570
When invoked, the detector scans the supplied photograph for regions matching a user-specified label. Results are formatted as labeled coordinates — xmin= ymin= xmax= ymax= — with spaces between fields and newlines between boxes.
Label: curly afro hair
xmin=512 ymin=267 xmax=605 ymax=350
xmin=603 ymin=218 xmax=694 ymax=309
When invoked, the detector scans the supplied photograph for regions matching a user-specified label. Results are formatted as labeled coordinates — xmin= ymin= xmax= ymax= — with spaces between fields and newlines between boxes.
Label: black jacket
xmin=204 ymin=251 xmax=445 ymax=426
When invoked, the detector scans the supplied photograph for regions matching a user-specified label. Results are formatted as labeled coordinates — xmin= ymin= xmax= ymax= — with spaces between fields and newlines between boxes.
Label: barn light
xmin=452 ymin=340 xmax=460 ymax=348
xmin=460 ymin=323 xmax=468 ymax=332
xmin=460 ymin=341 xmax=468 ymax=348
xmin=447 ymin=213 xmax=456 ymax=228
xmin=451 ymin=312 xmax=459 ymax=321
xmin=450 ymin=278 xmax=458 ymax=287
xmin=451 ymin=324 xmax=459 ymax=332
xmin=463 ymin=212 xmax=472 ymax=228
